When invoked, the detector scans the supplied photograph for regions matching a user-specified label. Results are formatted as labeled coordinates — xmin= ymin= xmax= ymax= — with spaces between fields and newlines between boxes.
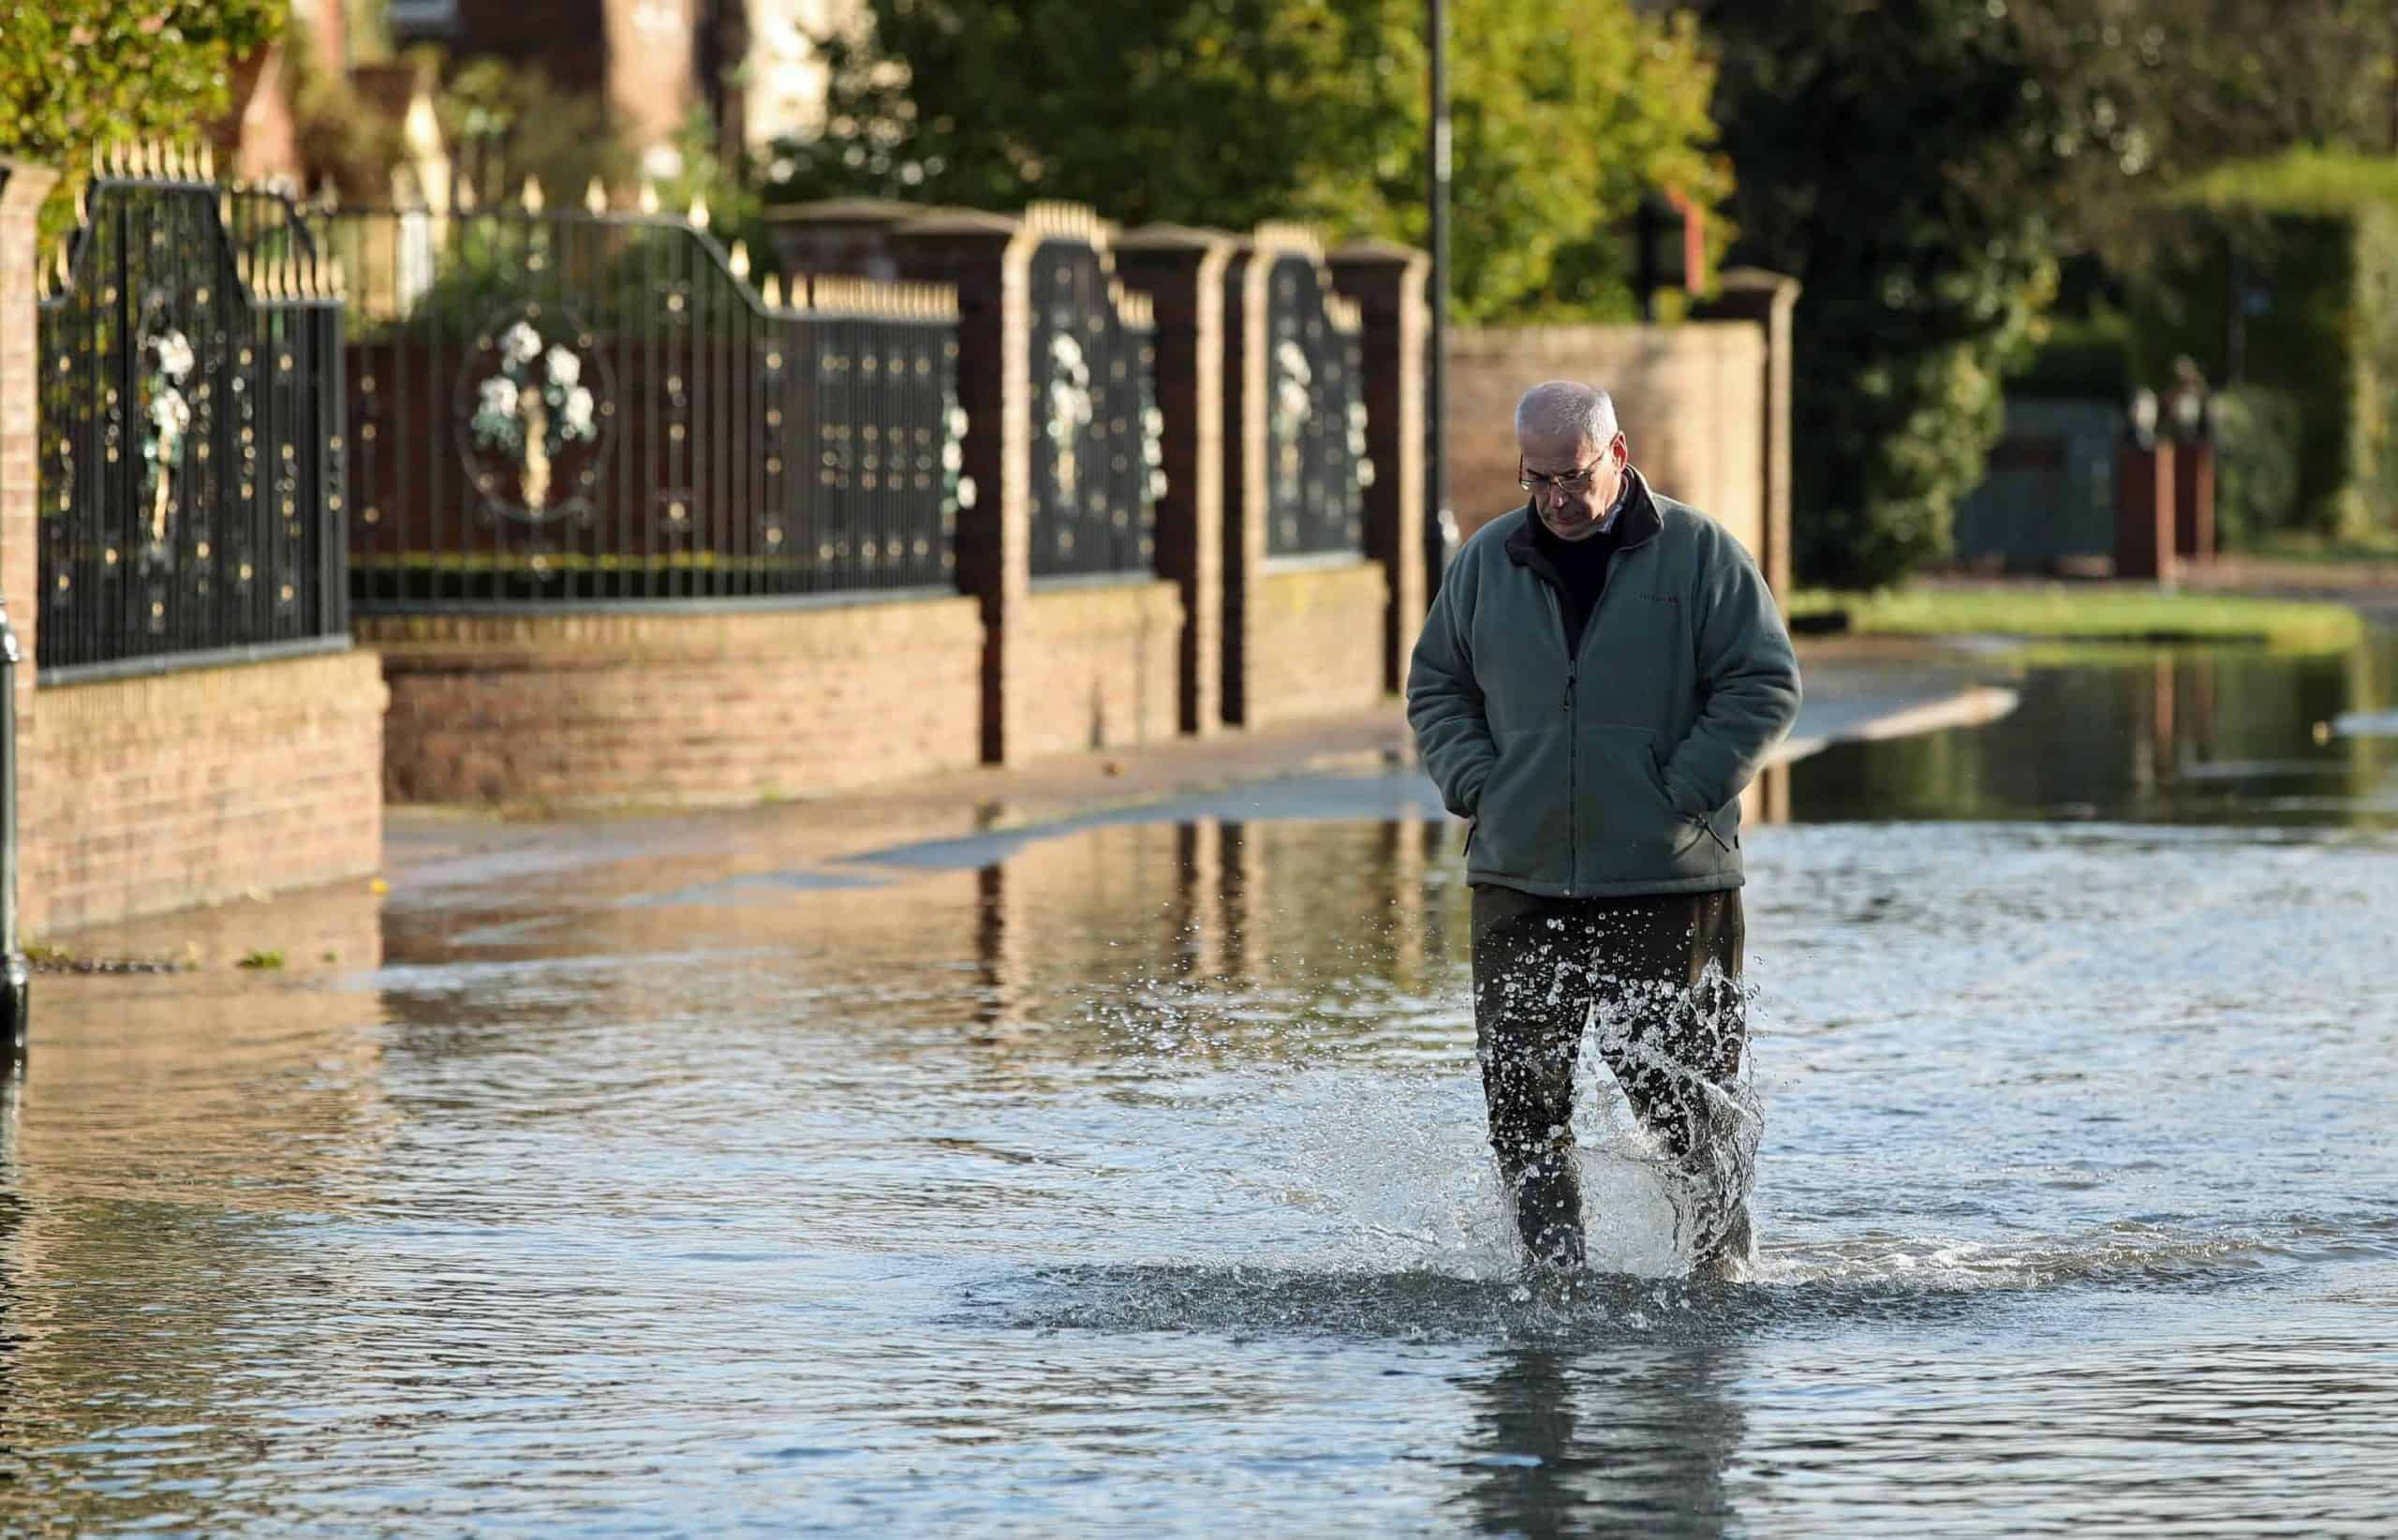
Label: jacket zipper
xmin=1533 ymin=583 xmax=1578 ymax=891
xmin=1531 ymin=518 xmax=1658 ymax=894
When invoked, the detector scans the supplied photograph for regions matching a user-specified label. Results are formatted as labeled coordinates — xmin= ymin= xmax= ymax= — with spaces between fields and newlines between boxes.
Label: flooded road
xmin=7 ymin=638 xmax=2398 ymax=1534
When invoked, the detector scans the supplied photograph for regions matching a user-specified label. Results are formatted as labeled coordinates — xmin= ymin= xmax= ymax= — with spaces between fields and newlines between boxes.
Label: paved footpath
xmin=46 ymin=639 xmax=2013 ymax=964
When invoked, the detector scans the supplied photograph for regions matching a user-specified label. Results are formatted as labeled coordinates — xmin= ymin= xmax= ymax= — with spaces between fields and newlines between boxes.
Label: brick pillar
xmin=1219 ymin=227 xmax=1320 ymax=727
xmin=891 ymin=211 xmax=1037 ymax=763
xmin=1218 ymin=240 xmax=1260 ymax=726
xmin=2172 ymin=437 xmax=2215 ymax=563
xmin=1117 ymin=225 xmax=1235 ymax=735
xmin=0 ymin=163 xmax=55 ymax=733
xmin=1696 ymin=268 xmax=1799 ymax=601
xmin=1329 ymin=239 xmax=1429 ymax=692
xmin=2115 ymin=440 xmax=2177 ymax=584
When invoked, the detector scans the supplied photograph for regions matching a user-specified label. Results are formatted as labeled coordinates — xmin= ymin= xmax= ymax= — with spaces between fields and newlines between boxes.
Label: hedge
xmin=2135 ymin=150 xmax=2398 ymax=541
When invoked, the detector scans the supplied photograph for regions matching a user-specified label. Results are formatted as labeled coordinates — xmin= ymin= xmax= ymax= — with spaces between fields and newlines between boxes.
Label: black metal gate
xmin=1261 ymin=253 xmax=1370 ymax=558
xmin=1027 ymin=236 xmax=1162 ymax=579
xmin=316 ymin=198 xmax=965 ymax=608
xmin=36 ymin=161 xmax=348 ymax=680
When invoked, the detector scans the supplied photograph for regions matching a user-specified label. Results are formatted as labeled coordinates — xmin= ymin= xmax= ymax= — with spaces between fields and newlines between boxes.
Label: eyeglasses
xmin=1518 ymin=454 xmax=1606 ymax=495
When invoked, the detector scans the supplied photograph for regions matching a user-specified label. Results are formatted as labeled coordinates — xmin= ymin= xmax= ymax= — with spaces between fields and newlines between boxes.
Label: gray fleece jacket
xmin=1405 ymin=472 xmax=1801 ymax=896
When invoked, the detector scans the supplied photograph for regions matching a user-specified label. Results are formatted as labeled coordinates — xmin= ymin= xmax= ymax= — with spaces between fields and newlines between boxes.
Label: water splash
xmin=1577 ymin=961 xmax=1766 ymax=1277
xmin=1077 ymin=950 xmax=1765 ymax=1283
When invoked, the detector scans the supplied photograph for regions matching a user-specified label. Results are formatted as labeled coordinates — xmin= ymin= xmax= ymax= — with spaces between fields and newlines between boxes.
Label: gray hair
xmin=1515 ymin=381 xmax=1620 ymax=445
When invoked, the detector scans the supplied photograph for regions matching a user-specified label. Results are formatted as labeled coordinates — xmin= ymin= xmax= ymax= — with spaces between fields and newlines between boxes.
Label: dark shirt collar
xmin=1505 ymin=466 xmax=1663 ymax=569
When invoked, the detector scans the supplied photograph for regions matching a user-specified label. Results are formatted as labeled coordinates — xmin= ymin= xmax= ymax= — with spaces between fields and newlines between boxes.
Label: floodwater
xmin=8 ymin=638 xmax=2398 ymax=1535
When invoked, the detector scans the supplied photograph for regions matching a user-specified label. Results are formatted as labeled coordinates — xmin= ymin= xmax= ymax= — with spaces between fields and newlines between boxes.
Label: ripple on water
xmin=11 ymin=718 xmax=2398 ymax=1533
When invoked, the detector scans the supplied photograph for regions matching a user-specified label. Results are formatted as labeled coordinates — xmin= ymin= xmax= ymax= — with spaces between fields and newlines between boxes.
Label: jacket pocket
xmin=1579 ymin=726 xmax=1708 ymax=866
xmin=1468 ymin=728 xmax=1573 ymax=883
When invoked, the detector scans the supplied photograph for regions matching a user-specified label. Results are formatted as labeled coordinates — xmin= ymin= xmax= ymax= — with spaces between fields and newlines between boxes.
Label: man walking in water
xmin=1407 ymin=382 xmax=1800 ymax=1278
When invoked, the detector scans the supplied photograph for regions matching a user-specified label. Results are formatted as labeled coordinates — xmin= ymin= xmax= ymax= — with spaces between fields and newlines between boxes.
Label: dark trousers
xmin=1471 ymin=884 xmax=1748 ymax=1268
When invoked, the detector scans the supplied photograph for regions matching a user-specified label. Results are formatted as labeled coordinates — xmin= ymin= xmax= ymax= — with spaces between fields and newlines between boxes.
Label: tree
xmin=1697 ymin=0 xmax=2065 ymax=587
xmin=2010 ymin=1 xmax=2398 ymax=283
xmin=760 ymin=0 xmax=1728 ymax=323
xmin=0 ymin=0 xmax=283 ymax=232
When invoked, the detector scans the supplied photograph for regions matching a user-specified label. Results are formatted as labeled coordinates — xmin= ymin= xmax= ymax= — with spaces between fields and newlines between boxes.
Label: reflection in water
xmin=7 ymin=644 xmax=2398 ymax=1533
xmin=950 ymin=818 xmax=1471 ymax=1071
xmin=0 ymin=959 xmax=391 ymax=1532
xmin=0 ymin=1073 xmax=19 ymax=1450
xmin=1456 ymin=1343 xmax=1746 ymax=1540
xmin=1791 ymin=642 xmax=2398 ymax=823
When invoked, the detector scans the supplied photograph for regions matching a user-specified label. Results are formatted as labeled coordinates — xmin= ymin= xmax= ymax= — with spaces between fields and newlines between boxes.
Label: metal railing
xmin=314 ymin=195 xmax=964 ymax=609
xmin=1262 ymin=253 xmax=1371 ymax=559
xmin=35 ymin=164 xmax=348 ymax=682
xmin=1026 ymin=234 xmax=1162 ymax=579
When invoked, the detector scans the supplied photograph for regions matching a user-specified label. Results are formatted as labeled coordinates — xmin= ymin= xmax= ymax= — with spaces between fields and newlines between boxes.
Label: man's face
xmin=1519 ymin=429 xmax=1628 ymax=541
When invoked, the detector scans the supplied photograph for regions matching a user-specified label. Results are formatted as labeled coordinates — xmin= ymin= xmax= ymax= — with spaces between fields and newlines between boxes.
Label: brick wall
xmin=365 ymin=595 xmax=984 ymax=807
xmin=21 ymin=651 xmax=388 ymax=937
xmin=1244 ymin=559 xmax=1390 ymax=726
xmin=1013 ymin=579 xmax=1183 ymax=761
xmin=1447 ymin=322 xmax=1768 ymax=561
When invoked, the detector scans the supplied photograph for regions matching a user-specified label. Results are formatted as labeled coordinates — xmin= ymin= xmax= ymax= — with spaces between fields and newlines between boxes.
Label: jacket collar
xmin=1502 ymin=466 xmax=1664 ymax=569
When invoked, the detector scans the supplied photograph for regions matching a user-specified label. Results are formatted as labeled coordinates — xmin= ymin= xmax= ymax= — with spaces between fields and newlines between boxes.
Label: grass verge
xmin=1790 ymin=585 xmax=2366 ymax=652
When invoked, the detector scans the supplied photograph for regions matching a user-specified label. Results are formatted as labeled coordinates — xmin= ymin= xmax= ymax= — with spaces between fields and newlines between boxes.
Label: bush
xmin=0 ymin=0 xmax=283 ymax=242
xmin=2211 ymin=386 xmax=2302 ymax=546
xmin=2012 ymin=312 xmax=2136 ymax=399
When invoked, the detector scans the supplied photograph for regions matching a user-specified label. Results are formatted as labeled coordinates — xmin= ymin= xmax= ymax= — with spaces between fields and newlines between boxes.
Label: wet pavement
xmin=8 ymin=635 xmax=2398 ymax=1534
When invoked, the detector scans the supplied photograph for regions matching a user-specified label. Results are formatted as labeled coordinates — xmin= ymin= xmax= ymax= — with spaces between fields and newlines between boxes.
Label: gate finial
xmin=585 ymin=177 xmax=609 ymax=215
xmin=521 ymin=175 xmax=544 ymax=214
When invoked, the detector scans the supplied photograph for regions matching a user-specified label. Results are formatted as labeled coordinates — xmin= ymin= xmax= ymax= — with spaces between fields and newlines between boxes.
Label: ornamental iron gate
xmin=315 ymin=195 xmax=965 ymax=609
xmin=1026 ymin=234 xmax=1162 ymax=579
xmin=36 ymin=160 xmax=348 ymax=681
xmin=1260 ymin=252 xmax=1370 ymax=559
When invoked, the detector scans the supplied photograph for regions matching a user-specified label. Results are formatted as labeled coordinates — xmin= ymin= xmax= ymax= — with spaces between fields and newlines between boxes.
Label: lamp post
xmin=1426 ymin=0 xmax=1452 ymax=600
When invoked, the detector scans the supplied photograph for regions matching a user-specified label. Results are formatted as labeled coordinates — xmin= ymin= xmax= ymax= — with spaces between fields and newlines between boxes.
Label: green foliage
xmin=236 ymin=948 xmax=286 ymax=970
xmin=2007 ymin=3 xmax=2398 ymax=275
xmin=351 ymin=216 xmax=754 ymax=343
xmin=284 ymin=15 xmax=402 ymax=202
xmin=2012 ymin=311 xmax=2135 ymax=399
xmin=2169 ymin=147 xmax=2398 ymax=215
xmin=437 ymin=53 xmax=632 ymax=215
xmin=0 ymin=0 xmax=283 ymax=237
xmin=644 ymin=109 xmax=767 ymax=260
xmin=2212 ymin=387 xmax=2303 ymax=546
xmin=2131 ymin=155 xmax=2398 ymax=540
xmin=761 ymin=0 xmax=1729 ymax=322
xmin=1788 ymin=585 xmax=2365 ymax=652
xmin=1700 ymin=0 xmax=2063 ymax=588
